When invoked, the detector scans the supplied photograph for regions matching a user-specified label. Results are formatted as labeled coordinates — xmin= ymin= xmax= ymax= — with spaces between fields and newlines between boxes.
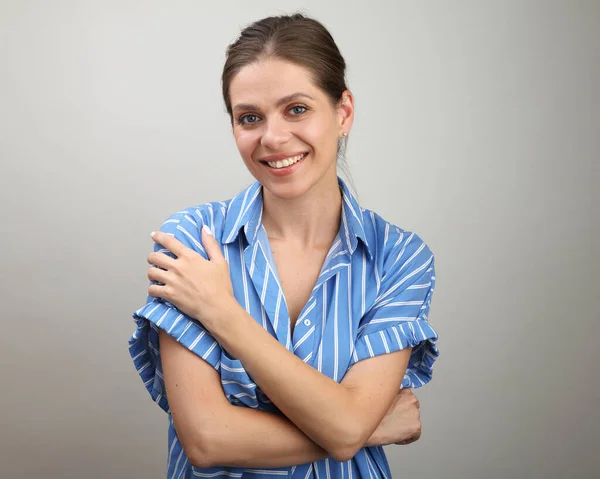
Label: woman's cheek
xmin=234 ymin=132 xmax=253 ymax=158
xmin=237 ymin=129 xmax=259 ymax=148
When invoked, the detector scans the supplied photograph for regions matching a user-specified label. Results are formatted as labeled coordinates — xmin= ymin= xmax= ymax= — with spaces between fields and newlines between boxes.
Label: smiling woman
xmin=128 ymin=13 xmax=439 ymax=479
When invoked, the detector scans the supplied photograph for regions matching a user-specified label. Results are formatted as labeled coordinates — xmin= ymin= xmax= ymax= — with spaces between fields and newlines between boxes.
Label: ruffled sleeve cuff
xmin=128 ymin=299 xmax=221 ymax=413
xmin=350 ymin=320 xmax=439 ymax=388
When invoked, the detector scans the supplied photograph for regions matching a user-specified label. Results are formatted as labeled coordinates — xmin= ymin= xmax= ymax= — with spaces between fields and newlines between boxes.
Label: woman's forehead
xmin=230 ymin=59 xmax=322 ymax=107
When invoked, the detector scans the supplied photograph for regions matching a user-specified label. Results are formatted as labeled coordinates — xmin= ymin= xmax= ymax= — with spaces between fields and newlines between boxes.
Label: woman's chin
xmin=262 ymin=179 xmax=309 ymax=200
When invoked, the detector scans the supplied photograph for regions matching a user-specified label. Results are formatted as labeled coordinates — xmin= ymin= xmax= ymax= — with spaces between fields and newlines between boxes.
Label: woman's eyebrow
xmin=232 ymin=93 xmax=315 ymax=112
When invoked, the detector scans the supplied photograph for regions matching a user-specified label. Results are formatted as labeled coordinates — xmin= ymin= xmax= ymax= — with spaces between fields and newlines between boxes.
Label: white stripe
xmin=143 ymin=302 xmax=161 ymax=318
xmin=364 ymin=336 xmax=374 ymax=357
xmin=189 ymin=329 xmax=206 ymax=350
xmin=176 ymin=321 xmax=192 ymax=341
xmin=274 ymin=290 xmax=282 ymax=332
xmin=176 ymin=224 xmax=205 ymax=253
xmin=369 ymin=212 xmax=381 ymax=291
xmin=131 ymin=349 xmax=146 ymax=361
xmin=380 ymin=330 xmax=390 ymax=353
xmin=374 ymin=255 xmax=433 ymax=305
xmin=166 ymin=314 xmax=183 ymax=334
xmin=224 ymin=184 xmax=254 ymax=243
xmin=297 ymin=300 xmax=316 ymax=325
xmin=293 ymin=325 xmax=316 ymax=351
xmin=390 ymin=232 xmax=414 ymax=270
xmin=333 ymin=274 xmax=340 ymax=382
xmin=172 ymin=446 xmax=186 ymax=479
xmin=243 ymin=469 xmax=288 ymax=475
xmin=361 ymin=249 xmax=367 ymax=316
xmin=233 ymin=392 xmax=257 ymax=400
xmin=380 ymin=300 xmax=424 ymax=308
xmin=249 ymin=237 xmax=259 ymax=277
xmin=240 ymin=238 xmax=250 ymax=311
xmin=184 ymin=214 xmax=197 ymax=227
xmin=222 ymin=380 xmax=256 ymax=388
xmin=398 ymin=240 xmax=426 ymax=274
xmin=302 ymin=351 xmax=313 ymax=363
xmin=193 ymin=472 xmax=243 ymax=478
xmin=166 ymin=433 xmax=177 ymax=472
xmin=201 ymin=340 xmax=219 ymax=362
xmin=392 ymin=326 xmax=403 ymax=349
xmin=383 ymin=223 xmax=389 ymax=248
xmin=348 ymin=261 xmax=354 ymax=356
xmin=221 ymin=363 xmax=246 ymax=373
xmin=137 ymin=362 xmax=151 ymax=375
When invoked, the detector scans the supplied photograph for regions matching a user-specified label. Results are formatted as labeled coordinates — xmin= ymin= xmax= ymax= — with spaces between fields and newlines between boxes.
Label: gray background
xmin=1 ymin=1 xmax=598 ymax=478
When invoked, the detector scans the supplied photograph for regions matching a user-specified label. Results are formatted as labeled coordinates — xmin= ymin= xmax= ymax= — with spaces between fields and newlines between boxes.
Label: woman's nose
xmin=260 ymin=117 xmax=290 ymax=149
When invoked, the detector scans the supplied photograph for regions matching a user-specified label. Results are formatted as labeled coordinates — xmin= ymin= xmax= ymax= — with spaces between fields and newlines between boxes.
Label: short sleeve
xmin=350 ymin=233 xmax=439 ymax=389
xmin=128 ymin=211 xmax=222 ymax=413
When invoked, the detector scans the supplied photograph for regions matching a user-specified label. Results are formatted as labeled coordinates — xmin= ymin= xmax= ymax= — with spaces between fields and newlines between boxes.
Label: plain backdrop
xmin=1 ymin=1 xmax=598 ymax=478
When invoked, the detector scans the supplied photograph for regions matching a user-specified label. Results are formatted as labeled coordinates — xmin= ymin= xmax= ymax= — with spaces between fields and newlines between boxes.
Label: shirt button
xmin=304 ymin=319 xmax=311 ymax=326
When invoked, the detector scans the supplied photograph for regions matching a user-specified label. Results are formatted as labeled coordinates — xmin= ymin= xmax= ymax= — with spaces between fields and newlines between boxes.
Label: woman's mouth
xmin=260 ymin=152 xmax=308 ymax=176
xmin=263 ymin=152 xmax=308 ymax=169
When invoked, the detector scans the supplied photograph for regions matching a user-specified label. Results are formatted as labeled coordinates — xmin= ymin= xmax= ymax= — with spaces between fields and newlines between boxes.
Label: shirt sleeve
xmin=128 ymin=211 xmax=222 ymax=413
xmin=350 ymin=232 xmax=439 ymax=389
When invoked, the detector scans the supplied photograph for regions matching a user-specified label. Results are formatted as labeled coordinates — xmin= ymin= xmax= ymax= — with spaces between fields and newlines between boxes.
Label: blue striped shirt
xmin=129 ymin=177 xmax=439 ymax=478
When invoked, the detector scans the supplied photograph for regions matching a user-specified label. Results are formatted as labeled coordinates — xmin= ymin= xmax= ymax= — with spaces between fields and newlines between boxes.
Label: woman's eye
xmin=289 ymin=105 xmax=308 ymax=115
xmin=239 ymin=114 xmax=259 ymax=125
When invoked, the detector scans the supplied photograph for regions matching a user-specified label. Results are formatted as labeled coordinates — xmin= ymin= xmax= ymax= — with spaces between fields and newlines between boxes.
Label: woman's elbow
xmin=326 ymin=424 xmax=366 ymax=462
xmin=329 ymin=445 xmax=360 ymax=463
xmin=179 ymin=428 xmax=221 ymax=469
xmin=189 ymin=449 xmax=216 ymax=469
xmin=187 ymin=439 xmax=219 ymax=469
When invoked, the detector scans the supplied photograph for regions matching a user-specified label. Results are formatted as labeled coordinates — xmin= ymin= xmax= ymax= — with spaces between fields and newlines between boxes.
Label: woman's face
xmin=229 ymin=59 xmax=353 ymax=200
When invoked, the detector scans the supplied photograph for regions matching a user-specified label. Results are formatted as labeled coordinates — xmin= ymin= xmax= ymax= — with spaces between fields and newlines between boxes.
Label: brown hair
xmin=221 ymin=13 xmax=348 ymax=121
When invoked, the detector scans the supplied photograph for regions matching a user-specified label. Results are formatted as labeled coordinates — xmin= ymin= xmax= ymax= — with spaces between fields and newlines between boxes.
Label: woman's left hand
xmin=147 ymin=226 xmax=235 ymax=327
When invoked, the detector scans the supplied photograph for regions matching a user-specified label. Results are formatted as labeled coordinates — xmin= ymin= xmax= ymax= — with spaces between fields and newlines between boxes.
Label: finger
xmin=147 ymin=251 xmax=176 ymax=269
xmin=148 ymin=283 xmax=170 ymax=300
xmin=151 ymin=231 xmax=188 ymax=259
xmin=396 ymin=431 xmax=421 ymax=446
xmin=148 ymin=265 xmax=169 ymax=284
xmin=201 ymin=225 xmax=224 ymax=262
xmin=395 ymin=438 xmax=414 ymax=446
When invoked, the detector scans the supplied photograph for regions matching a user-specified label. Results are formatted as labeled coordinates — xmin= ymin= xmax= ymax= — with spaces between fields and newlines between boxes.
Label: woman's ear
xmin=337 ymin=90 xmax=355 ymax=134
xmin=338 ymin=90 xmax=354 ymax=131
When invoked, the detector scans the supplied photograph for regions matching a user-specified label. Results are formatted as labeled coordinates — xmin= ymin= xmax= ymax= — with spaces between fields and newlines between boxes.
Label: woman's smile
xmin=261 ymin=152 xmax=309 ymax=175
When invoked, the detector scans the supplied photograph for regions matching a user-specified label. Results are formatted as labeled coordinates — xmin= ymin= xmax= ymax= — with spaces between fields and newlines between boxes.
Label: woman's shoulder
xmin=157 ymin=199 xmax=233 ymax=241
xmin=359 ymin=206 xmax=434 ymax=273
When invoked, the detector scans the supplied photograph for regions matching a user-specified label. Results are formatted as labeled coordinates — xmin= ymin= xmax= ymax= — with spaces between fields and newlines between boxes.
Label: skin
xmin=146 ymin=59 xmax=422 ymax=468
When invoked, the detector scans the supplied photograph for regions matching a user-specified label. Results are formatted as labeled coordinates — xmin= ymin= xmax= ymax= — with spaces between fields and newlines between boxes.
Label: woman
xmin=129 ymin=13 xmax=439 ymax=478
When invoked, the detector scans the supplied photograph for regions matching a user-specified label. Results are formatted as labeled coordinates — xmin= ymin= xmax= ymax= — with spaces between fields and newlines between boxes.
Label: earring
xmin=341 ymin=132 xmax=348 ymax=138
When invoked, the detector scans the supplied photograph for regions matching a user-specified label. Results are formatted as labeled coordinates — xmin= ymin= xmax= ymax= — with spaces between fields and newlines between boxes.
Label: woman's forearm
xmin=198 ymin=405 xmax=329 ymax=468
xmin=205 ymin=301 xmax=406 ymax=462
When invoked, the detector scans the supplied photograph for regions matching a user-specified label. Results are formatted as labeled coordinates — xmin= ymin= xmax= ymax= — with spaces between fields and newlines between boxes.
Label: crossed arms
xmin=159 ymin=302 xmax=415 ymax=468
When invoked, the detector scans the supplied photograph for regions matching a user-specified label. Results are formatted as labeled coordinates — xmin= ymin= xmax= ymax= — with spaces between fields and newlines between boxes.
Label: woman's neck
xmin=261 ymin=173 xmax=342 ymax=250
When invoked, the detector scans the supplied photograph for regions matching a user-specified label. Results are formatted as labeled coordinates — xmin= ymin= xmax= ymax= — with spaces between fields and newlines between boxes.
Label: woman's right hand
xmin=367 ymin=388 xmax=422 ymax=447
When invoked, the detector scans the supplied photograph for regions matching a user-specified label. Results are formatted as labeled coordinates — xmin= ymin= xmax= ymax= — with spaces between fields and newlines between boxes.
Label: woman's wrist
xmin=365 ymin=428 xmax=383 ymax=448
xmin=199 ymin=295 xmax=245 ymax=336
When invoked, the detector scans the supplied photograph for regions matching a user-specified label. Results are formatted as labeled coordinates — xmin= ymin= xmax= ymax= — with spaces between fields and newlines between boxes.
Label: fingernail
xmin=150 ymin=231 xmax=156 ymax=238
xmin=202 ymin=225 xmax=212 ymax=236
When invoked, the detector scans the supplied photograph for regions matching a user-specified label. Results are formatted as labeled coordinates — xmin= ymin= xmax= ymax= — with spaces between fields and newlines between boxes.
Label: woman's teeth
xmin=267 ymin=153 xmax=306 ymax=169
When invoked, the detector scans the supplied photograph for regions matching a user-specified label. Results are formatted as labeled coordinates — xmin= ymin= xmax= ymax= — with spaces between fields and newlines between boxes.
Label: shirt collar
xmin=221 ymin=177 xmax=373 ymax=260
